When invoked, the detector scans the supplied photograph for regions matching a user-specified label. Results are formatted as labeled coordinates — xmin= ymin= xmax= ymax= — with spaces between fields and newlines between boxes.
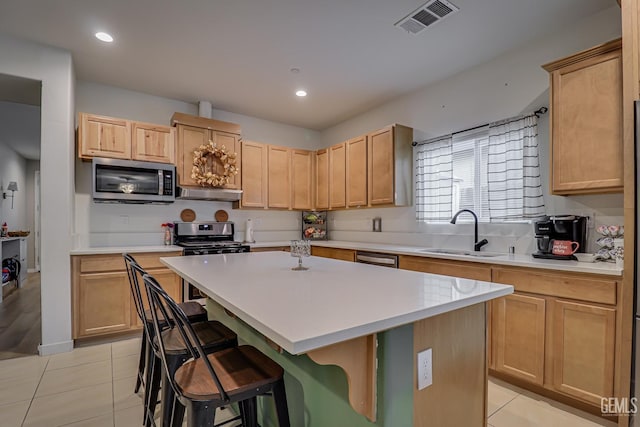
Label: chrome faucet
xmin=450 ymin=209 xmax=488 ymax=252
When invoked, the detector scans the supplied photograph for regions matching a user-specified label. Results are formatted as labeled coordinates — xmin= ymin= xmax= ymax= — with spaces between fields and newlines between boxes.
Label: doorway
xmin=0 ymin=73 xmax=42 ymax=360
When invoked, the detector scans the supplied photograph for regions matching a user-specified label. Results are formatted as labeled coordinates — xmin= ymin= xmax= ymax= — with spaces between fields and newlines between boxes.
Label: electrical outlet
xmin=119 ymin=215 xmax=129 ymax=225
xmin=417 ymin=348 xmax=432 ymax=390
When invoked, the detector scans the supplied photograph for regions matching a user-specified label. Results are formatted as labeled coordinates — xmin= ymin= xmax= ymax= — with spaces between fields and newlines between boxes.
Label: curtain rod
xmin=411 ymin=107 xmax=548 ymax=147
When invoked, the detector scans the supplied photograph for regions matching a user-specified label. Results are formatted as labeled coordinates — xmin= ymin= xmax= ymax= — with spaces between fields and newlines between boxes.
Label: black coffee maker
xmin=532 ymin=215 xmax=587 ymax=260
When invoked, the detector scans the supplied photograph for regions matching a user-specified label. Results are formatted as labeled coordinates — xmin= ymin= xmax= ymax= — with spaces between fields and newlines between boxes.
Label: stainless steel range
xmin=173 ymin=221 xmax=250 ymax=299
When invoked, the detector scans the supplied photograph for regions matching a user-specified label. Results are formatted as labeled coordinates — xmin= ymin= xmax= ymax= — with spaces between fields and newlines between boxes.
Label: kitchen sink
xmin=418 ymin=248 xmax=503 ymax=258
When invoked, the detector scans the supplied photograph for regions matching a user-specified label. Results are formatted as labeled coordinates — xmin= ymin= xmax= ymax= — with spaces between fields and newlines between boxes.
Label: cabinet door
xmin=346 ymin=135 xmax=367 ymax=207
xmin=315 ymin=149 xmax=329 ymax=210
xmin=241 ymin=140 xmax=268 ymax=208
xmin=79 ymin=113 xmax=131 ymax=160
xmin=212 ymin=131 xmax=241 ymax=189
xmin=131 ymin=122 xmax=175 ymax=164
xmin=368 ymin=127 xmax=394 ymax=205
xmin=551 ymin=299 xmax=615 ymax=405
xmin=291 ymin=149 xmax=313 ymax=210
xmin=548 ymin=44 xmax=623 ymax=194
xmin=131 ymin=269 xmax=182 ymax=328
xmin=494 ymin=293 xmax=546 ymax=385
xmin=329 ymin=143 xmax=346 ymax=209
xmin=176 ymin=124 xmax=208 ymax=187
xmin=267 ymin=145 xmax=292 ymax=209
xmin=75 ymin=272 xmax=131 ymax=338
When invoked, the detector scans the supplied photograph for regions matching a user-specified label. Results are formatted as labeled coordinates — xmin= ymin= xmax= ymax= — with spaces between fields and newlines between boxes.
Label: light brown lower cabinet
xmin=72 ymin=252 xmax=182 ymax=339
xmin=493 ymin=293 xmax=546 ymax=385
xmin=551 ymin=299 xmax=615 ymax=405
xmin=392 ymin=257 xmax=619 ymax=411
xmin=76 ymin=272 xmax=131 ymax=337
xmin=489 ymin=266 xmax=618 ymax=410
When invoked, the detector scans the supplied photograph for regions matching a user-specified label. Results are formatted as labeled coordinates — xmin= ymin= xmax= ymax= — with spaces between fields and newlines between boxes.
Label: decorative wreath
xmin=191 ymin=141 xmax=238 ymax=187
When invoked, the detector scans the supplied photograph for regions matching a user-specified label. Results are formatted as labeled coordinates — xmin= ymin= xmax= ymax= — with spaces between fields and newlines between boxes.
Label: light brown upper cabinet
xmin=78 ymin=113 xmax=177 ymax=164
xmin=268 ymin=145 xmax=292 ymax=209
xmin=239 ymin=141 xmax=312 ymax=210
xmin=315 ymin=149 xmax=329 ymax=210
xmin=171 ymin=113 xmax=242 ymax=189
xmin=240 ymin=140 xmax=268 ymax=209
xmin=78 ymin=113 xmax=132 ymax=160
xmin=542 ymin=39 xmax=623 ymax=195
xmin=329 ymin=142 xmax=346 ymax=209
xmin=346 ymin=135 xmax=367 ymax=207
xmin=291 ymin=150 xmax=313 ymax=210
xmin=368 ymin=124 xmax=413 ymax=206
xmin=131 ymin=122 xmax=176 ymax=164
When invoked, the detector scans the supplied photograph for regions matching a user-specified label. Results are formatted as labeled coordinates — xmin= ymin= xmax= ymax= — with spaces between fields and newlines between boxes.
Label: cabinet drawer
xmin=492 ymin=267 xmax=616 ymax=305
xmin=78 ymin=254 xmax=126 ymax=273
xmin=311 ymin=246 xmax=355 ymax=262
xmin=77 ymin=251 xmax=182 ymax=273
xmin=398 ymin=256 xmax=491 ymax=281
xmin=134 ymin=252 xmax=182 ymax=270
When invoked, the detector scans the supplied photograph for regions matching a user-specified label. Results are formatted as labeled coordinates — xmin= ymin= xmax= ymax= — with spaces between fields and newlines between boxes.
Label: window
xmin=415 ymin=114 xmax=545 ymax=223
xmin=451 ymin=129 xmax=489 ymax=221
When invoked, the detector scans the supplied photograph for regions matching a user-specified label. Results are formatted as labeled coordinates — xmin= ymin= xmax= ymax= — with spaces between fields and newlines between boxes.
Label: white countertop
xmin=250 ymin=240 xmax=623 ymax=276
xmin=70 ymin=245 xmax=183 ymax=255
xmin=160 ymin=252 xmax=513 ymax=354
xmin=69 ymin=240 xmax=623 ymax=276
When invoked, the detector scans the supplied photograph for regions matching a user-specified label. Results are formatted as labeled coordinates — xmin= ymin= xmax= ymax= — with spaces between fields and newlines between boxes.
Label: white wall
xmin=0 ymin=143 xmax=27 ymax=230
xmin=74 ymin=82 xmax=318 ymax=246
xmin=320 ymin=6 xmax=623 ymax=254
xmin=25 ymin=160 xmax=39 ymax=269
xmin=0 ymin=33 xmax=75 ymax=355
xmin=212 ymin=109 xmax=321 ymax=151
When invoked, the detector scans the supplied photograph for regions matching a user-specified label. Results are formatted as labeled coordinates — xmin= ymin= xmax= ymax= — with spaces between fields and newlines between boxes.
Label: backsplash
xmin=73 ymin=193 xmax=300 ymax=248
xmin=327 ymin=201 xmax=624 ymax=255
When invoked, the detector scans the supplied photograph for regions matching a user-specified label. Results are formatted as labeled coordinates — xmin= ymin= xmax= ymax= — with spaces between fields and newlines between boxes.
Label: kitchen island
xmin=161 ymin=252 xmax=513 ymax=427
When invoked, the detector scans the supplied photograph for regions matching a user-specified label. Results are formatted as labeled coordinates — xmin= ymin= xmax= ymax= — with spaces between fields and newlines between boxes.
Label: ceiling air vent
xmin=395 ymin=0 xmax=460 ymax=35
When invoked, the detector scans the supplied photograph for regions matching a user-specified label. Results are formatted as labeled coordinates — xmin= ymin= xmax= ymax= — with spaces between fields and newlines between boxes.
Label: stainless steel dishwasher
xmin=355 ymin=251 xmax=398 ymax=268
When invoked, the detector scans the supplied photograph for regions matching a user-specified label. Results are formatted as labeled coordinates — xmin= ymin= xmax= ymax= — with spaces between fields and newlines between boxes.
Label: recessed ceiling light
xmin=296 ymin=90 xmax=307 ymax=97
xmin=95 ymin=32 xmax=114 ymax=43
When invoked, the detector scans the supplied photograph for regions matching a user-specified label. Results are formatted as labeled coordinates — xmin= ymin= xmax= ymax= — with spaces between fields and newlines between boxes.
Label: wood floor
xmin=0 ymin=273 xmax=41 ymax=360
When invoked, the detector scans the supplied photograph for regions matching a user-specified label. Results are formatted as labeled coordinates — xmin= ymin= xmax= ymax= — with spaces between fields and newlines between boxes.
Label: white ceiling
xmin=0 ymin=0 xmax=615 ymax=130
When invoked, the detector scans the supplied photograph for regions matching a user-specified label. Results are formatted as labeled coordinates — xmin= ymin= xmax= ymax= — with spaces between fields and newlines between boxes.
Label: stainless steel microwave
xmin=92 ymin=158 xmax=176 ymax=203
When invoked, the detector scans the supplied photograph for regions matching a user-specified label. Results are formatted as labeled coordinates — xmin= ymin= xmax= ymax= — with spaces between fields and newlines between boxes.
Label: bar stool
xmin=143 ymin=273 xmax=291 ymax=427
xmin=124 ymin=254 xmax=237 ymax=426
xmin=124 ymin=254 xmax=208 ymax=394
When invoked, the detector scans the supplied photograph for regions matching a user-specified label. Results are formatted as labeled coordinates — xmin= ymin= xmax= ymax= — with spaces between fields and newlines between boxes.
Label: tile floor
xmin=0 ymin=337 xmax=621 ymax=426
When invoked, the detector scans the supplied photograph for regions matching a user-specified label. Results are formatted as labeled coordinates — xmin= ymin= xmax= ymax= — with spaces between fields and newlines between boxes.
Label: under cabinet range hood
xmin=176 ymin=187 xmax=242 ymax=202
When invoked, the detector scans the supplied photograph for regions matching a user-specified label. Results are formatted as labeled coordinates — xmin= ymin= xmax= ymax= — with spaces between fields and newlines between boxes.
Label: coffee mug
xmin=551 ymin=240 xmax=580 ymax=256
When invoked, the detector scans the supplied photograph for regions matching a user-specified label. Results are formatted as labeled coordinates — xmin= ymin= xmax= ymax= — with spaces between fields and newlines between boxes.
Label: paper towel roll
xmin=245 ymin=219 xmax=255 ymax=243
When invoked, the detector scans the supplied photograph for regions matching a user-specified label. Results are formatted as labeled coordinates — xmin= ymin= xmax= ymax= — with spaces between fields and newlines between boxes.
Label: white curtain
xmin=415 ymin=135 xmax=453 ymax=221
xmin=487 ymin=114 xmax=545 ymax=220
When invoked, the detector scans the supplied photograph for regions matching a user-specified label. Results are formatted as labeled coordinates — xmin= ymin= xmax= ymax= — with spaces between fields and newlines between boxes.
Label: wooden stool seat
xmin=155 ymin=320 xmax=238 ymax=355
xmin=175 ymin=345 xmax=285 ymax=400
xmin=144 ymin=301 xmax=207 ymax=324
